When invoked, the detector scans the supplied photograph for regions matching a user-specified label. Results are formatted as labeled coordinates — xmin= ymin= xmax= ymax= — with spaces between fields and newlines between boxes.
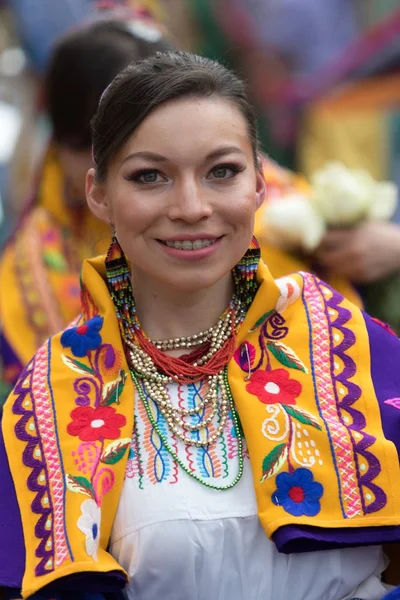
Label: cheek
xmin=226 ymin=189 xmax=258 ymax=225
xmin=112 ymin=193 xmax=157 ymax=236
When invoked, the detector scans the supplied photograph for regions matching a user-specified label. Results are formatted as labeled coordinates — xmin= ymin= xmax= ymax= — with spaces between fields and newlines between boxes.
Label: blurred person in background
xmin=5 ymin=0 xmax=96 ymax=74
xmin=297 ymin=5 xmax=400 ymax=330
xmin=0 ymin=12 xmax=172 ymax=404
xmin=189 ymin=0 xmax=363 ymax=306
xmin=192 ymin=0 xmax=400 ymax=331
xmin=190 ymin=0 xmax=361 ymax=167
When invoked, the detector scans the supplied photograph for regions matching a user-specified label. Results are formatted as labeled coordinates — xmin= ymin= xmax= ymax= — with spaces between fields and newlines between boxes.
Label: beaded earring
xmin=232 ymin=236 xmax=261 ymax=314
xmin=105 ymin=230 xmax=136 ymax=343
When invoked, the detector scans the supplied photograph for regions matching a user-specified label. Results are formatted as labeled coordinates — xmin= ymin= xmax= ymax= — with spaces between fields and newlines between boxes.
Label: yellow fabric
xmin=298 ymin=75 xmax=400 ymax=179
xmin=0 ymin=150 xmax=110 ymax=370
xmin=3 ymin=254 xmax=400 ymax=597
xmin=258 ymin=160 xmax=362 ymax=307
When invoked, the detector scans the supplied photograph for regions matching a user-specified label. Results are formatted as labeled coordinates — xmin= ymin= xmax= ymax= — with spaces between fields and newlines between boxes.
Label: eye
xmin=126 ymin=169 xmax=167 ymax=184
xmin=208 ymin=163 xmax=244 ymax=180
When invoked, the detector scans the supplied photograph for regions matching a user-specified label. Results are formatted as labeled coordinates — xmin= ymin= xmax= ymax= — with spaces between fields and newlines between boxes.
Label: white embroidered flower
xmin=262 ymin=193 xmax=326 ymax=252
xmin=275 ymin=276 xmax=301 ymax=314
xmin=77 ymin=499 xmax=101 ymax=560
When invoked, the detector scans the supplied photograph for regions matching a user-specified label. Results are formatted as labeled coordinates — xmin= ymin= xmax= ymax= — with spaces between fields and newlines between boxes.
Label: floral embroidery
xmin=77 ymin=499 xmax=101 ymax=560
xmin=275 ymin=276 xmax=301 ymax=314
xmin=236 ymin=309 xmax=322 ymax=488
xmin=272 ymin=468 xmax=323 ymax=517
xmin=67 ymin=406 xmax=126 ymax=441
xmin=61 ymin=315 xmax=103 ymax=357
xmin=97 ymin=344 xmax=123 ymax=378
xmin=62 ymin=317 xmax=130 ymax=559
xmin=246 ymin=369 xmax=302 ymax=405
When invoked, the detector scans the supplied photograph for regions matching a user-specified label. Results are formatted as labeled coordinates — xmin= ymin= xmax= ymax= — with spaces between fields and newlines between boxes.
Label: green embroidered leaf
xmin=66 ymin=474 xmax=95 ymax=498
xmin=250 ymin=310 xmax=274 ymax=332
xmin=61 ymin=354 xmax=95 ymax=376
xmin=267 ymin=341 xmax=308 ymax=373
xmin=282 ymin=405 xmax=322 ymax=430
xmin=101 ymin=370 xmax=127 ymax=406
xmin=100 ymin=438 xmax=131 ymax=465
xmin=260 ymin=443 xmax=288 ymax=483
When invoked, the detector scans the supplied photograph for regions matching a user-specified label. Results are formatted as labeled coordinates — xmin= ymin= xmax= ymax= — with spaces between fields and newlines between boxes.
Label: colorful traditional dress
xmin=1 ymin=249 xmax=400 ymax=599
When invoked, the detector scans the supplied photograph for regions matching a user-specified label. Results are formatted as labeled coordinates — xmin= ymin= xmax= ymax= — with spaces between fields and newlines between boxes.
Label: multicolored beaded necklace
xmin=105 ymin=235 xmax=260 ymax=489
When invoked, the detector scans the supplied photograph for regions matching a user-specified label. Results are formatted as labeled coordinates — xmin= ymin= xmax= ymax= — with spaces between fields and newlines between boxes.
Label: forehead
xmin=117 ymin=97 xmax=252 ymax=162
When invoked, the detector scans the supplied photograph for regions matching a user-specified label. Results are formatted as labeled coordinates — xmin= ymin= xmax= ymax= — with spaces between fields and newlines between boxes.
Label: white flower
xmin=275 ymin=276 xmax=301 ymax=314
xmin=367 ymin=181 xmax=398 ymax=221
xmin=262 ymin=193 xmax=326 ymax=252
xmin=311 ymin=162 xmax=375 ymax=226
xmin=77 ymin=499 xmax=101 ymax=560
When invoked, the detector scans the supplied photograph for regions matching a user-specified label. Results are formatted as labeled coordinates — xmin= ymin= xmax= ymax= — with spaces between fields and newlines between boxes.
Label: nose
xmin=167 ymin=176 xmax=213 ymax=223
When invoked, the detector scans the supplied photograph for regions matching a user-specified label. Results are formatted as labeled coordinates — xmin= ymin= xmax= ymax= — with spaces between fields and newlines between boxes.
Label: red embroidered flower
xmin=67 ymin=406 xmax=126 ymax=441
xmin=246 ymin=369 xmax=302 ymax=405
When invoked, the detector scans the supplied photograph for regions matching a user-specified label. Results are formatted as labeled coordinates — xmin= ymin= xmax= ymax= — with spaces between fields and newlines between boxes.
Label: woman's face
xmin=87 ymin=97 xmax=265 ymax=293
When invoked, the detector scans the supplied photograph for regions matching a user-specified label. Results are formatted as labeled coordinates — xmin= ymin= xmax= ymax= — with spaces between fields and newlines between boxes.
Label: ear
xmin=255 ymin=166 xmax=266 ymax=210
xmin=86 ymin=168 xmax=111 ymax=224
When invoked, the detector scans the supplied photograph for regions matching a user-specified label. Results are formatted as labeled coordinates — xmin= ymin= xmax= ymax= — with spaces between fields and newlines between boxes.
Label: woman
xmin=1 ymin=51 xmax=400 ymax=600
xmin=0 ymin=13 xmax=171 ymax=402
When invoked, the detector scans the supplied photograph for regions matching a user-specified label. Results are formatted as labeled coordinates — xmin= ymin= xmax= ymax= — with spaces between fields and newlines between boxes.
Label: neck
xmin=132 ymin=271 xmax=234 ymax=342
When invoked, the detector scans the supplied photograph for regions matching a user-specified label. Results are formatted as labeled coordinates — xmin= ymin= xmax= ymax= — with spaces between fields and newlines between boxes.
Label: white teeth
xmin=164 ymin=238 xmax=217 ymax=250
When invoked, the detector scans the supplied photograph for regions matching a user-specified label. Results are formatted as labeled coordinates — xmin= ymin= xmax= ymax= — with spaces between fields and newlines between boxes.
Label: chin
xmin=163 ymin=271 xmax=226 ymax=294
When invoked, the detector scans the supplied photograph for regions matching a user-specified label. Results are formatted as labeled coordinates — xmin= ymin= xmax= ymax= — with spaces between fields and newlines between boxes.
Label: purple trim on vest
xmin=0 ymin=416 xmax=25 ymax=588
xmin=273 ymin=523 xmax=400 ymax=553
xmin=364 ymin=312 xmax=400 ymax=459
xmin=324 ymin=282 xmax=386 ymax=514
xmin=12 ymin=359 xmax=55 ymax=577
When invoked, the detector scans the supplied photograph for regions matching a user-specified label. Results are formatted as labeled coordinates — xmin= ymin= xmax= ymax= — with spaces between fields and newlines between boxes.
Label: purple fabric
xmin=363 ymin=313 xmax=400 ymax=458
xmin=273 ymin=523 xmax=400 ymax=554
xmin=0 ymin=418 xmax=25 ymax=588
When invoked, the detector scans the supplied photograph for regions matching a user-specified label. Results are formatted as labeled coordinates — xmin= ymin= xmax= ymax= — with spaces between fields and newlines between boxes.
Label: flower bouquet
xmin=260 ymin=161 xmax=400 ymax=330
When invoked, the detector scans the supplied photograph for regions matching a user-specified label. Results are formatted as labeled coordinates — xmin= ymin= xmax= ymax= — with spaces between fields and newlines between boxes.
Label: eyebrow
xmin=121 ymin=146 xmax=246 ymax=165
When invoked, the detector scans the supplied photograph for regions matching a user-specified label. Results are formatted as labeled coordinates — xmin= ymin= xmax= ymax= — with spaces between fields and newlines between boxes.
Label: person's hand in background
xmin=316 ymin=221 xmax=400 ymax=284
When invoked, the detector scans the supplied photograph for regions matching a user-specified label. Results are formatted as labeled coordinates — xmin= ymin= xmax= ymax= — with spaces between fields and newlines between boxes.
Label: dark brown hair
xmin=46 ymin=19 xmax=172 ymax=150
xmin=91 ymin=51 xmax=260 ymax=180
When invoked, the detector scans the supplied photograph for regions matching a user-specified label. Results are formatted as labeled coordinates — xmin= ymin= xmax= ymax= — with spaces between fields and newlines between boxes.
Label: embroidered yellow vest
xmin=3 ymin=256 xmax=400 ymax=598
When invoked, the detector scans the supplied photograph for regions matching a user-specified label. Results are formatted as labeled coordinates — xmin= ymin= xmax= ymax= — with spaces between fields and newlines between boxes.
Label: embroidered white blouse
xmin=110 ymin=383 xmax=389 ymax=600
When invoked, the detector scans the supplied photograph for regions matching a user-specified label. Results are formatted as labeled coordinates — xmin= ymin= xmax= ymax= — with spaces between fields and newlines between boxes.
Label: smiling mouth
xmin=158 ymin=238 xmax=221 ymax=250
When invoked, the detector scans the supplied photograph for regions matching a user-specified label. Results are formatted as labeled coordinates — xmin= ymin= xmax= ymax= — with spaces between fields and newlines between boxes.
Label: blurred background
xmin=0 ymin=0 xmax=399 ymax=241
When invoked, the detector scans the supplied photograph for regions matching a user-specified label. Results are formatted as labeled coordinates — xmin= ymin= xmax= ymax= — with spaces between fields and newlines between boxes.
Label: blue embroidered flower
xmin=272 ymin=468 xmax=323 ymax=517
xmin=61 ymin=315 xmax=103 ymax=357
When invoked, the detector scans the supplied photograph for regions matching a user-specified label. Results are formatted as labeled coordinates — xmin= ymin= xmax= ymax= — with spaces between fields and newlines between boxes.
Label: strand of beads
xmin=135 ymin=371 xmax=229 ymax=447
xmin=152 ymin=325 xmax=215 ymax=351
xmin=131 ymin=366 xmax=244 ymax=491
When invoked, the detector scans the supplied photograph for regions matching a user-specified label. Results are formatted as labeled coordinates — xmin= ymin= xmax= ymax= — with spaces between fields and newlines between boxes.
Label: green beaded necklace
xmin=130 ymin=366 xmax=244 ymax=491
